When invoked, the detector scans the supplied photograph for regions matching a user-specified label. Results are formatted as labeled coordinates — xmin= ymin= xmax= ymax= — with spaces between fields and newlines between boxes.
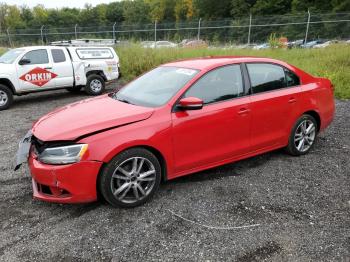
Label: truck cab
xmin=0 ymin=45 xmax=120 ymax=110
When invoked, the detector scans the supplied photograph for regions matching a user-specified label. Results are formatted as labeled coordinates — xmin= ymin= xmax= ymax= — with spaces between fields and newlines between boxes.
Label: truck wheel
xmin=66 ymin=86 xmax=82 ymax=93
xmin=0 ymin=84 xmax=13 ymax=111
xmin=85 ymin=75 xmax=105 ymax=96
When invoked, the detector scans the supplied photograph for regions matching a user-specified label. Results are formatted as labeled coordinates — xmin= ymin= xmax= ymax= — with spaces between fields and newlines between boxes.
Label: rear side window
xmin=21 ymin=50 xmax=49 ymax=64
xmin=51 ymin=49 xmax=66 ymax=63
xmin=247 ymin=63 xmax=286 ymax=94
xmin=284 ymin=68 xmax=300 ymax=86
xmin=184 ymin=64 xmax=244 ymax=104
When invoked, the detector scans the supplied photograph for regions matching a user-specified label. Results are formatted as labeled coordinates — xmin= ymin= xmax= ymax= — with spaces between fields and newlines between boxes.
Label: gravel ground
xmin=0 ymin=85 xmax=349 ymax=261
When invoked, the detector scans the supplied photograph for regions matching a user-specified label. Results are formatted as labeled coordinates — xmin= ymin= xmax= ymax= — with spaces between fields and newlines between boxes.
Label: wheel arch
xmin=0 ymin=78 xmax=16 ymax=94
xmin=96 ymin=144 xmax=168 ymax=192
xmin=86 ymin=70 xmax=107 ymax=81
xmin=303 ymin=110 xmax=321 ymax=132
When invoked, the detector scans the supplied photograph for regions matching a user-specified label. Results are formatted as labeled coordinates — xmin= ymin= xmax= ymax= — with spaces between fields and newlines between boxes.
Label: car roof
xmin=163 ymin=56 xmax=289 ymax=71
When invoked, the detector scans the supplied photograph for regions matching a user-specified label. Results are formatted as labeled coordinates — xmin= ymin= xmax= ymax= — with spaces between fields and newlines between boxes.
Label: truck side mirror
xmin=19 ymin=58 xmax=31 ymax=65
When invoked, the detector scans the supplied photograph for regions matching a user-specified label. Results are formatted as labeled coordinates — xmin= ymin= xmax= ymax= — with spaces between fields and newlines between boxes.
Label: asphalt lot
xmin=0 ymin=84 xmax=349 ymax=261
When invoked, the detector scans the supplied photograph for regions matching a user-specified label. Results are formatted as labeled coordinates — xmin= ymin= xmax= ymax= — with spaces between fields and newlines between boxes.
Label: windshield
xmin=110 ymin=66 xmax=199 ymax=107
xmin=0 ymin=49 xmax=24 ymax=64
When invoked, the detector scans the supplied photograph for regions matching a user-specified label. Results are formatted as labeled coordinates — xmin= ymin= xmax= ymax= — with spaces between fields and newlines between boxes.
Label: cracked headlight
xmin=38 ymin=144 xmax=88 ymax=165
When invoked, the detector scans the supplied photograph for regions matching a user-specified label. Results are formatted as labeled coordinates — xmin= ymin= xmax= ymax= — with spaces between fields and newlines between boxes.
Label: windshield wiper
xmin=117 ymin=98 xmax=134 ymax=105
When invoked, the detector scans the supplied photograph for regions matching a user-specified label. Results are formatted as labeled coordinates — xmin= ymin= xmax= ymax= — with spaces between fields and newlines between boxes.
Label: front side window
xmin=111 ymin=66 xmax=199 ymax=107
xmin=21 ymin=50 xmax=49 ymax=64
xmin=51 ymin=49 xmax=66 ymax=63
xmin=247 ymin=63 xmax=286 ymax=94
xmin=184 ymin=64 xmax=244 ymax=104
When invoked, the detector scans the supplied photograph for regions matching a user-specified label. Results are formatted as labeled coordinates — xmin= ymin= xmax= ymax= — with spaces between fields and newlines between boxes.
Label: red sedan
xmin=16 ymin=57 xmax=335 ymax=207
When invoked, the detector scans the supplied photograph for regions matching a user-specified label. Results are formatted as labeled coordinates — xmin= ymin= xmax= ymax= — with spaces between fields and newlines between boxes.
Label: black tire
xmin=99 ymin=148 xmax=162 ymax=208
xmin=0 ymin=84 xmax=13 ymax=111
xmin=286 ymin=114 xmax=318 ymax=156
xmin=84 ymin=74 xmax=105 ymax=96
xmin=66 ymin=86 xmax=82 ymax=93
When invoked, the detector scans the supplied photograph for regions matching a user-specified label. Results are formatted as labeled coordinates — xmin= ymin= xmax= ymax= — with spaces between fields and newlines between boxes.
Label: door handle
xmin=288 ymin=97 xmax=297 ymax=103
xmin=238 ymin=108 xmax=250 ymax=115
xmin=44 ymin=67 xmax=52 ymax=69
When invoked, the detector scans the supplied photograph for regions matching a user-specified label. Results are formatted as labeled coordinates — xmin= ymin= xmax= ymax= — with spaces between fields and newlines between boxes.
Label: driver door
xmin=171 ymin=64 xmax=251 ymax=174
xmin=17 ymin=49 xmax=56 ymax=92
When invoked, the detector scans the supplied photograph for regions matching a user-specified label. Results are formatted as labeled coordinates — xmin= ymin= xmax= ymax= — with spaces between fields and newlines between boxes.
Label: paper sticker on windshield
xmin=176 ymin=68 xmax=197 ymax=76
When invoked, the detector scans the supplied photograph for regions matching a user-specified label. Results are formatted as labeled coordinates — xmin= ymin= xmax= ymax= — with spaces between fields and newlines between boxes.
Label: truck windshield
xmin=110 ymin=66 xmax=199 ymax=107
xmin=0 ymin=49 xmax=24 ymax=64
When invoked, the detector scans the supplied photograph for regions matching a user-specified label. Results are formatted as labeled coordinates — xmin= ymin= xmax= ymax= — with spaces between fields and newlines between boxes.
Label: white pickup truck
xmin=0 ymin=45 xmax=120 ymax=110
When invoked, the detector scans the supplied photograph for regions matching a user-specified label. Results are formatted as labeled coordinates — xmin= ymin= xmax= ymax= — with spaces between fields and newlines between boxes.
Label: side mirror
xmin=19 ymin=58 xmax=31 ymax=65
xmin=178 ymin=97 xmax=203 ymax=110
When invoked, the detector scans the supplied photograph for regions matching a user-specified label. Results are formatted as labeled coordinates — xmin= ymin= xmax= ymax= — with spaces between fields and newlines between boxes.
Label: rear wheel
xmin=0 ymin=84 xmax=13 ymax=111
xmin=286 ymin=114 xmax=318 ymax=156
xmin=99 ymin=148 xmax=161 ymax=208
xmin=84 ymin=74 xmax=105 ymax=96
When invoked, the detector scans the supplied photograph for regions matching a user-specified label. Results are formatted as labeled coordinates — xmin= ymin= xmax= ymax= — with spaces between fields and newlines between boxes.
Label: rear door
xmin=17 ymin=49 xmax=56 ymax=92
xmin=245 ymin=63 xmax=301 ymax=151
xmin=171 ymin=64 xmax=251 ymax=173
xmin=50 ymin=48 xmax=74 ymax=88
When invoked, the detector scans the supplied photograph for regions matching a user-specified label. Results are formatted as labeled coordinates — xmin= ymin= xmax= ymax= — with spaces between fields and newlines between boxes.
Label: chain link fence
xmin=0 ymin=12 xmax=349 ymax=47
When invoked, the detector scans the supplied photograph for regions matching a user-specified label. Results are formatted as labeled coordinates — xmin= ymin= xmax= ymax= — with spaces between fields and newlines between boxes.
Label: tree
xmin=194 ymin=0 xmax=232 ymax=20
xmin=174 ymin=0 xmax=195 ymax=21
xmin=32 ymin=4 xmax=49 ymax=26
xmin=20 ymin=5 xmax=33 ymax=27
xmin=331 ymin=0 xmax=350 ymax=12
xmin=145 ymin=0 xmax=166 ymax=22
xmin=122 ymin=0 xmax=150 ymax=24
xmin=106 ymin=2 xmax=125 ymax=23
xmin=231 ymin=0 xmax=257 ymax=18
xmin=252 ymin=0 xmax=292 ymax=15
xmin=5 ymin=5 xmax=25 ymax=29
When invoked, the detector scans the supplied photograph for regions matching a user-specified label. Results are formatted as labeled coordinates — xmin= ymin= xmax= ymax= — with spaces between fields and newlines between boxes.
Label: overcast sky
xmin=4 ymin=0 xmax=119 ymax=9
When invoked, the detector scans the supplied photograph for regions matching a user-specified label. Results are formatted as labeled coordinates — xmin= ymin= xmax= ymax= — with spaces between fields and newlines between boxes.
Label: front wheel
xmin=84 ymin=74 xmax=105 ymax=96
xmin=99 ymin=148 xmax=162 ymax=208
xmin=286 ymin=114 xmax=318 ymax=156
xmin=0 ymin=84 xmax=13 ymax=111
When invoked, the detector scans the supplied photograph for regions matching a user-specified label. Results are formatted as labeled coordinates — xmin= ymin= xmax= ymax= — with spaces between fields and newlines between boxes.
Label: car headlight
xmin=38 ymin=144 xmax=88 ymax=165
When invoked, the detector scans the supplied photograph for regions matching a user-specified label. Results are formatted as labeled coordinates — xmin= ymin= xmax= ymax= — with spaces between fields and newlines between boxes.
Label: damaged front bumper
xmin=28 ymin=153 xmax=103 ymax=203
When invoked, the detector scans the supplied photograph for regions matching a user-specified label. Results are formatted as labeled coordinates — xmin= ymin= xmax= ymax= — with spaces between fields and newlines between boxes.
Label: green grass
xmin=1 ymin=45 xmax=348 ymax=99
xmin=116 ymin=44 xmax=350 ymax=99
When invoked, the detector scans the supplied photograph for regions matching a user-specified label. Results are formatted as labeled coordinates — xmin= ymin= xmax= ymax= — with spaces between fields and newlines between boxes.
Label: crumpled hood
xmin=32 ymin=94 xmax=154 ymax=141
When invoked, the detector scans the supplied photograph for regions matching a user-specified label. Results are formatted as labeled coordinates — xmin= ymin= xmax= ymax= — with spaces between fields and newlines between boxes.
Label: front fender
xmin=78 ymin=117 xmax=175 ymax=177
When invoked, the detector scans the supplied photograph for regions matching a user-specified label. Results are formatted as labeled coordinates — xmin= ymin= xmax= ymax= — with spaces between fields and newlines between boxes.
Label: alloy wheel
xmin=110 ymin=157 xmax=157 ymax=204
xmin=294 ymin=119 xmax=316 ymax=152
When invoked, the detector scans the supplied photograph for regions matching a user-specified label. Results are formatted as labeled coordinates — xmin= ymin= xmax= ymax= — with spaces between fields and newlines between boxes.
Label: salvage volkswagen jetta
xmin=15 ymin=57 xmax=335 ymax=207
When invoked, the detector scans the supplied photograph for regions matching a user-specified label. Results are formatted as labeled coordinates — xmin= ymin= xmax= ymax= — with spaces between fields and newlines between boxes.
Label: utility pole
xmin=75 ymin=24 xmax=78 ymax=39
xmin=113 ymin=22 xmax=117 ymax=41
xmin=154 ymin=20 xmax=157 ymax=48
xmin=304 ymin=9 xmax=311 ymax=44
xmin=6 ymin=28 xmax=12 ymax=47
xmin=40 ymin=25 xmax=45 ymax=45
xmin=197 ymin=18 xmax=202 ymax=40
xmin=247 ymin=13 xmax=252 ymax=45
